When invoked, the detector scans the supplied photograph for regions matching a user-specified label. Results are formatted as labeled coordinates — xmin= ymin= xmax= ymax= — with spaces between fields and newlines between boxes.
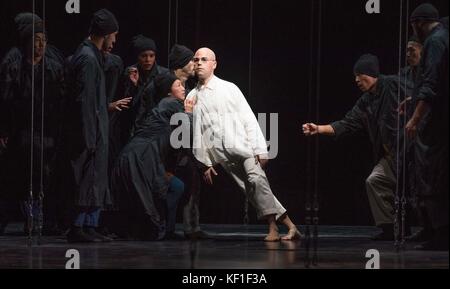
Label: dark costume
xmin=116 ymin=35 xmax=169 ymax=145
xmin=330 ymin=55 xmax=411 ymax=233
xmin=63 ymin=9 xmax=119 ymax=243
xmin=112 ymin=74 xmax=190 ymax=240
xmin=65 ymin=39 xmax=110 ymax=209
xmin=104 ymin=53 xmax=124 ymax=176
xmin=0 ymin=16 xmax=65 ymax=233
xmin=411 ymin=23 xmax=449 ymax=234
xmin=168 ymin=44 xmax=203 ymax=236
xmin=64 ymin=9 xmax=118 ymax=220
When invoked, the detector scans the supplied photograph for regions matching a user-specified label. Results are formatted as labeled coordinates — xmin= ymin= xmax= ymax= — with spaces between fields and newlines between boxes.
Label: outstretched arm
xmin=302 ymin=123 xmax=335 ymax=136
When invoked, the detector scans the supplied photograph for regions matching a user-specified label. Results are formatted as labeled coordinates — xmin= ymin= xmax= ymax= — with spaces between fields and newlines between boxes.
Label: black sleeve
xmin=76 ymin=57 xmax=99 ymax=151
xmin=330 ymin=96 xmax=367 ymax=139
xmin=106 ymin=55 xmax=124 ymax=104
xmin=415 ymin=36 xmax=446 ymax=104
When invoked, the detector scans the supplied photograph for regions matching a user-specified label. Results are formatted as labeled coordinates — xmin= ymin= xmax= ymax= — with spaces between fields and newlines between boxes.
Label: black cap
xmin=353 ymin=54 xmax=379 ymax=78
xmin=89 ymin=9 xmax=119 ymax=36
xmin=14 ymin=13 xmax=45 ymax=48
xmin=169 ymin=44 xmax=194 ymax=70
xmin=410 ymin=3 xmax=439 ymax=23
xmin=132 ymin=34 xmax=157 ymax=57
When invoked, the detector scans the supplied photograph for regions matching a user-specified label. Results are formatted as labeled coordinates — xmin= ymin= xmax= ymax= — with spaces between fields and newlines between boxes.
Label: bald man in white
xmin=186 ymin=48 xmax=301 ymax=241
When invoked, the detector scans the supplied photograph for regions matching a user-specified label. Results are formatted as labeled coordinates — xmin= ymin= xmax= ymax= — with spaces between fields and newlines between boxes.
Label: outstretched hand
xmin=109 ymin=97 xmax=132 ymax=112
xmin=302 ymin=123 xmax=319 ymax=136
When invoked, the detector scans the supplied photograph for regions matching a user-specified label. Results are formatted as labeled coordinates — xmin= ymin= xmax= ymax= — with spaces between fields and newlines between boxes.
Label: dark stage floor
xmin=0 ymin=224 xmax=448 ymax=269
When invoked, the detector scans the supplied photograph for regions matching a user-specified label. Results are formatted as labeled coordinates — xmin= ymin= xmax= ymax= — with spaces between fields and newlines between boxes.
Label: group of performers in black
xmin=0 ymin=3 xmax=448 ymax=250
xmin=0 ymin=9 xmax=206 ymax=243
xmin=303 ymin=4 xmax=448 ymax=250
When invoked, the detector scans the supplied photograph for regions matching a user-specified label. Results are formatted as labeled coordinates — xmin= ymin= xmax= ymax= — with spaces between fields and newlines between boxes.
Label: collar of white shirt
xmin=197 ymin=75 xmax=219 ymax=91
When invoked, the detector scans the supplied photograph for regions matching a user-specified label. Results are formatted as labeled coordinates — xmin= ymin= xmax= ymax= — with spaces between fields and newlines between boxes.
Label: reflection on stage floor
xmin=0 ymin=224 xmax=448 ymax=269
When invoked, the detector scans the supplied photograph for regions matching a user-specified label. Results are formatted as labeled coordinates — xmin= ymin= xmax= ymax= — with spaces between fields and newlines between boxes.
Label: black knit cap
xmin=132 ymin=34 xmax=157 ymax=57
xmin=15 ymin=13 xmax=45 ymax=47
xmin=410 ymin=3 xmax=439 ymax=23
xmin=353 ymin=54 xmax=380 ymax=78
xmin=89 ymin=9 xmax=119 ymax=36
xmin=169 ymin=44 xmax=194 ymax=70
xmin=14 ymin=12 xmax=42 ymax=33
xmin=154 ymin=73 xmax=179 ymax=100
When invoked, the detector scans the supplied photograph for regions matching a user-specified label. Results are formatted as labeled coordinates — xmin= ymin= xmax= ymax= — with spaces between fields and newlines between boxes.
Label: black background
xmin=0 ymin=0 xmax=448 ymax=226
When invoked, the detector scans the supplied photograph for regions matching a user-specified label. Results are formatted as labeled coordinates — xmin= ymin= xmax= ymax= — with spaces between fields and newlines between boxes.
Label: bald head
xmin=194 ymin=47 xmax=217 ymax=83
xmin=196 ymin=47 xmax=216 ymax=59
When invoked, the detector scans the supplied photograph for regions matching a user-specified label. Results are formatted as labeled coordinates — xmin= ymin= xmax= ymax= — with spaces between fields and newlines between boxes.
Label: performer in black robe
xmin=105 ymin=53 xmax=124 ymax=106
xmin=406 ymin=3 xmax=449 ymax=251
xmin=303 ymin=54 xmax=411 ymax=241
xmin=0 ymin=15 xmax=65 ymax=235
xmin=111 ymin=73 xmax=194 ymax=241
xmin=115 ymin=35 xmax=169 ymax=146
xmin=13 ymin=13 xmax=65 ymax=67
xmin=63 ymin=9 xmax=119 ymax=243
xmin=167 ymin=44 xmax=209 ymax=239
xmin=104 ymin=53 xmax=129 ymax=179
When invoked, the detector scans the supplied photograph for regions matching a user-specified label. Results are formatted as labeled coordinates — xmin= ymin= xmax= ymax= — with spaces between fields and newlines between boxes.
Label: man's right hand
xmin=204 ymin=167 xmax=218 ymax=185
xmin=184 ymin=98 xmax=196 ymax=113
xmin=128 ymin=67 xmax=139 ymax=87
xmin=302 ymin=123 xmax=319 ymax=136
xmin=0 ymin=137 xmax=8 ymax=150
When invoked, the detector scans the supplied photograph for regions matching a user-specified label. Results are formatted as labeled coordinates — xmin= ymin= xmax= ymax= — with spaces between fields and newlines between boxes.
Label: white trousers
xmin=221 ymin=157 xmax=286 ymax=220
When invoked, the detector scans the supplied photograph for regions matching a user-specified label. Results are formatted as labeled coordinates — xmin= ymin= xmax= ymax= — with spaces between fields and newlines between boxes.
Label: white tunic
xmin=186 ymin=75 xmax=268 ymax=167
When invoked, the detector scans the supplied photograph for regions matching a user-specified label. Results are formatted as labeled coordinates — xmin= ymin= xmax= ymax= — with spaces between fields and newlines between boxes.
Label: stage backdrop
xmin=0 ymin=0 xmax=448 ymax=225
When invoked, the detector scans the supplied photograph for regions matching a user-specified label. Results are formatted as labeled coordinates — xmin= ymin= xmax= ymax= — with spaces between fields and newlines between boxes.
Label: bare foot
xmin=264 ymin=230 xmax=281 ymax=242
xmin=281 ymin=228 xmax=303 ymax=241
